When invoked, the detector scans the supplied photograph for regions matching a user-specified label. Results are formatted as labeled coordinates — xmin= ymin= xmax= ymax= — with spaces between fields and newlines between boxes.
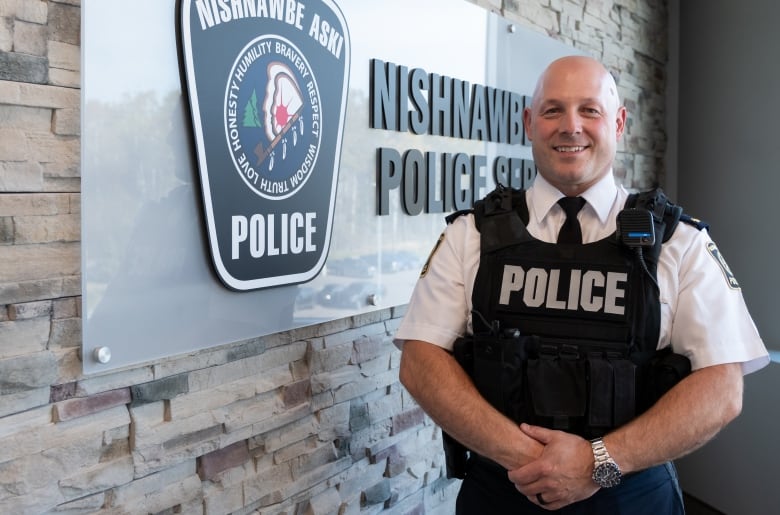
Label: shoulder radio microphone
xmin=616 ymin=208 xmax=655 ymax=248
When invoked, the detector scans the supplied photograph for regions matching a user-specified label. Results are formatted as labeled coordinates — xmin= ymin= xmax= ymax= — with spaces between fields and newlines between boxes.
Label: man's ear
xmin=615 ymin=106 xmax=627 ymax=139
xmin=523 ymin=107 xmax=534 ymax=141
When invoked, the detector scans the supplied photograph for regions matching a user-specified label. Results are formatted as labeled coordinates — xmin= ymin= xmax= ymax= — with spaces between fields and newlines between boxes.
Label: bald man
xmin=394 ymin=56 xmax=768 ymax=513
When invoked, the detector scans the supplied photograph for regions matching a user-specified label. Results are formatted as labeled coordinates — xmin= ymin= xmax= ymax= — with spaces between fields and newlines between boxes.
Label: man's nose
xmin=559 ymin=111 xmax=583 ymax=134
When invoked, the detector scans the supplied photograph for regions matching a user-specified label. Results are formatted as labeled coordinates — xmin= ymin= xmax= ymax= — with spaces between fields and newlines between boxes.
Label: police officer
xmin=394 ymin=55 xmax=769 ymax=513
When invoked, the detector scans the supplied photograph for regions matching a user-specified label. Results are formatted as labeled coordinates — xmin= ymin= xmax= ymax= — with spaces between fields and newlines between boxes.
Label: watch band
xmin=591 ymin=438 xmax=611 ymax=463
xmin=590 ymin=438 xmax=622 ymax=488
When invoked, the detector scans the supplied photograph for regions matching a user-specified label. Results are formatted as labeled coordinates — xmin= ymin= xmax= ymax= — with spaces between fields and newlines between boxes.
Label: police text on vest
xmin=499 ymin=265 xmax=627 ymax=315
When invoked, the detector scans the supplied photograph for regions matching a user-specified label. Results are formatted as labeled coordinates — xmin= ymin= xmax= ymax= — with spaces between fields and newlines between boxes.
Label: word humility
xmin=499 ymin=265 xmax=628 ymax=315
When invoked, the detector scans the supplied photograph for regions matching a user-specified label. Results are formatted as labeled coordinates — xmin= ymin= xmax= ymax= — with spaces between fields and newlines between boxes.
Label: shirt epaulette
xmin=679 ymin=213 xmax=710 ymax=232
xmin=445 ymin=209 xmax=473 ymax=225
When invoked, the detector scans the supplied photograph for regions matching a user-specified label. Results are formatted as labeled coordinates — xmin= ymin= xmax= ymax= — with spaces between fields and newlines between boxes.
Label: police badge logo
xmin=179 ymin=0 xmax=350 ymax=290
xmin=226 ymin=37 xmax=321 ymax=200
xmin=707 ymin=242 xmax=740 ymax=289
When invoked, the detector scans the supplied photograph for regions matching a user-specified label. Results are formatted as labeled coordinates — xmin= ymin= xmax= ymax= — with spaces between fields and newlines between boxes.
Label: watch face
xmin=593 ymin=462 xmax=622 ymax=488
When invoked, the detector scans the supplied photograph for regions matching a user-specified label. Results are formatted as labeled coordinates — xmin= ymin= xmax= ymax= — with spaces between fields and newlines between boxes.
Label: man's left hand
xmin=507 ymin=423 xmax=600 ymax=510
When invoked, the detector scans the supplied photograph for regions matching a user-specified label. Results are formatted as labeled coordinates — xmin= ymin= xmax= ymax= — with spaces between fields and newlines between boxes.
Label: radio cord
xmin=634 ymin=247 xmax=659 ymax=290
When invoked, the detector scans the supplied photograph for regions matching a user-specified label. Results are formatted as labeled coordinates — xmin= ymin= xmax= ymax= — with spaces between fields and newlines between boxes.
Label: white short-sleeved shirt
xmin=395 ymin=173 xmax=769 ymax=375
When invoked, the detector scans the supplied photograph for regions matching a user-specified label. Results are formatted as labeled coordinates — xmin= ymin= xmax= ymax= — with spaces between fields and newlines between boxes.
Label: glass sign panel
xmin=82 ymin=0 xmax=580 ymax=373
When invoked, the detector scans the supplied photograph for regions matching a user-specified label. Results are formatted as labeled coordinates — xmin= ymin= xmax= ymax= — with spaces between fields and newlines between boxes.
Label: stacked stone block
xmin=0 ymin=0 xmax=668 ymax=513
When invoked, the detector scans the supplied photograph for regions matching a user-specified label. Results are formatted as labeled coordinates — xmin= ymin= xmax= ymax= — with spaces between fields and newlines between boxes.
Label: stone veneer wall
xmin=0 ymin=0 xmax=668 ymax=513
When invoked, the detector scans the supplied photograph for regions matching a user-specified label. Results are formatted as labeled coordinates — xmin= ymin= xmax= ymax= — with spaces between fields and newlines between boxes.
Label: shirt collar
xmin=529 ymin=172 xmax=618 ymax=225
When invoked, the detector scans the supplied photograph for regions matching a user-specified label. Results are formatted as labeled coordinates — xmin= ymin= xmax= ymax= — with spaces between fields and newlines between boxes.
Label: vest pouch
xmin=472 ymin=334 xmax=508 ymax=414
xmin=588 ymin=356 xmax=637 ymax=431
xmin=452 ymin=336 xmax=475 ymax=378
xmin=611 ymin=358 xmax=637 ymax=427
xmin=503 ymin=331 xmax=530 ymax=423
xmin=527 ymin=346 xmax=587 ymax=424
xmin=442 ymin=429 xmax=469 ymax=479
xmin=471 ymin=331 xmax=527 ymax=418
xmin=587 ymin=357 xmax=613 ymax=428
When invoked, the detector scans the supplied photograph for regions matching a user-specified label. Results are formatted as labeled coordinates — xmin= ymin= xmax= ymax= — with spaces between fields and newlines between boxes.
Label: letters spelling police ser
xmin=371 ymin=58 xmax=536 ymax=216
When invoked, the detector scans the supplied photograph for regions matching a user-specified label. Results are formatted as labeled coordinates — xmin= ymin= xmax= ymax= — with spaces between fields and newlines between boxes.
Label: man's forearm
xmin=606 ymin=362 xmax=743 ymax=474
xmin=399 ymin=339 xmax=543 ymax=470
xmin=506 ymin=362 xmax=744 ymax=509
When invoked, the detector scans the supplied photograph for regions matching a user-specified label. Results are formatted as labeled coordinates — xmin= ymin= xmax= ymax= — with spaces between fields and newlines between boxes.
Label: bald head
xmin=523 ymin=55 xmax=627 ymax=196
xmin=531 ymin=56 xmax=622 ymax=114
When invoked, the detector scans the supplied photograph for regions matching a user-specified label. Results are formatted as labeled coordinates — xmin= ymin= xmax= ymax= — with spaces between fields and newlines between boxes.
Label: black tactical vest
xmin=448 ymin=185 xmax=701 ymax=440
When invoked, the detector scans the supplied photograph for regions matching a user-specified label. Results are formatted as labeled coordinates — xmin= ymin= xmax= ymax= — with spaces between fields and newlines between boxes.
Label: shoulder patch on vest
xmin=420 ymin=232 xmax=445 ymax=278
xmin=707 ymin=242 xmax=740 ymax=289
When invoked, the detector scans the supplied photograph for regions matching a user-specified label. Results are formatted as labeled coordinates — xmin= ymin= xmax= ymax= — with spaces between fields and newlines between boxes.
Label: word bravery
xmin=194 ymin=0 xmax=345 ymax=58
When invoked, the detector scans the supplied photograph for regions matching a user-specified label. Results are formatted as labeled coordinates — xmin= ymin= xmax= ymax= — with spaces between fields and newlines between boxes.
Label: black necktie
xmin=557 ymin=197 xmax=586 ymax=244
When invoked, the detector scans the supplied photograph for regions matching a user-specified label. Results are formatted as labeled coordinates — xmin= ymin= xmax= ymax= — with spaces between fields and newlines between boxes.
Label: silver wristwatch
xmin=590 ymin=438 xmax=622 ymax=488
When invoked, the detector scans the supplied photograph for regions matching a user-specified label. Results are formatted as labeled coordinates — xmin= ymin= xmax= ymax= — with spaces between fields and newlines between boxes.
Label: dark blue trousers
xmin=456 ymin=456 xmax=685 ymax=514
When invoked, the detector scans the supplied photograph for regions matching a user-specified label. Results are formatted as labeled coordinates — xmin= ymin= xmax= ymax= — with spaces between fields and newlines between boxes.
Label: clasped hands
xmin=507 ymin=423 xmax=601 ymax=511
